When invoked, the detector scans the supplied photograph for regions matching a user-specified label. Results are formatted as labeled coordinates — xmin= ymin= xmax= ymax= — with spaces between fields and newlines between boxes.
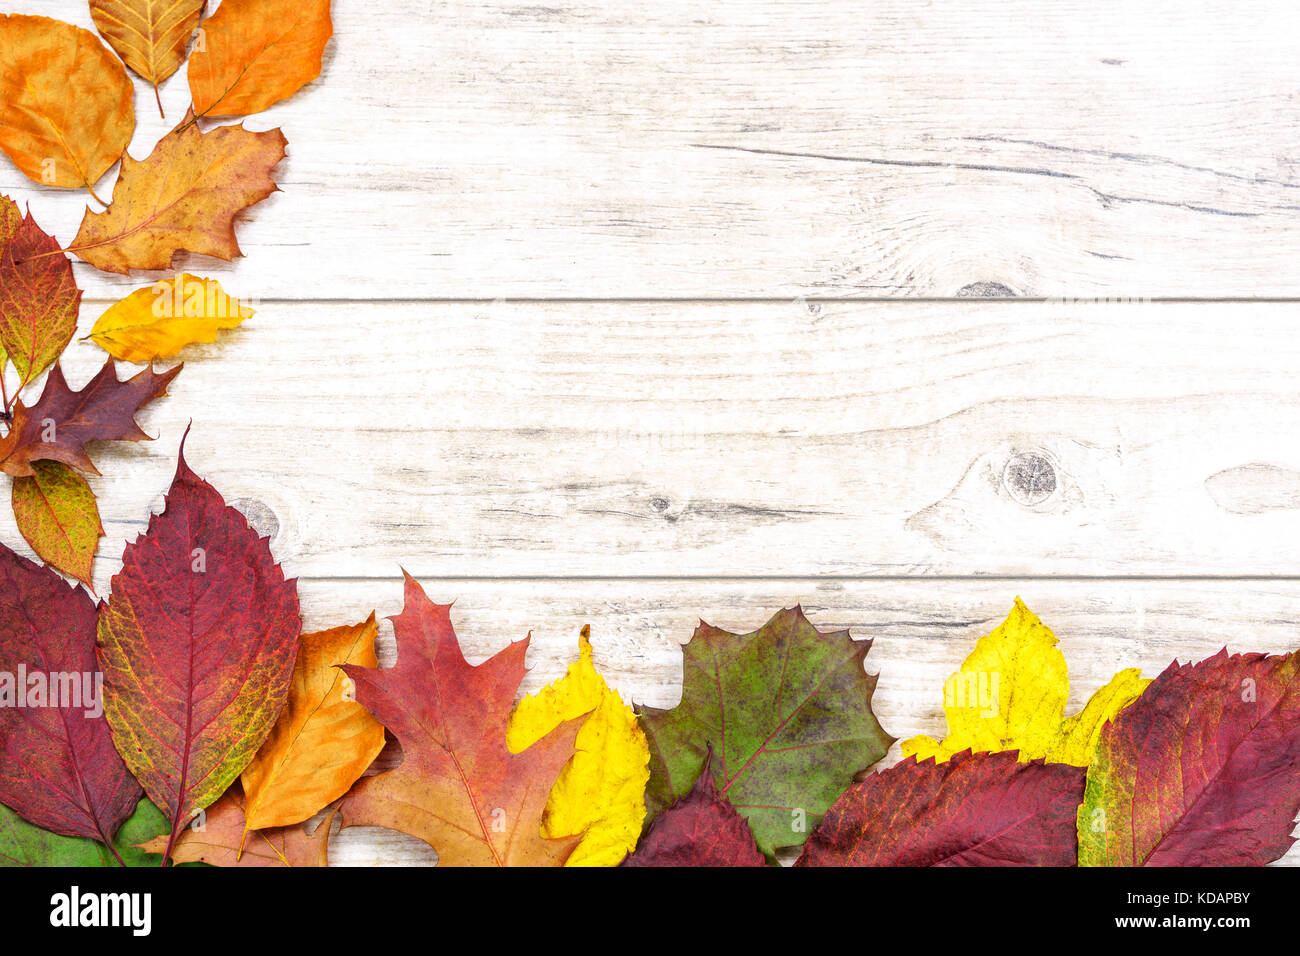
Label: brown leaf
xmin=89 ymin=0 xmax=206 ymax=112
xmin=188 ymin=0 xmax=333 ymax=118
xmin=0 ymin=14 xmax=135 ymax=199
xmin=0 ymin=360 xmax=181 ymax=477
xmin=136 ymin=792 xmax=331 ymax=867
xmin=69 ymin=114 xmax=286 ymax=275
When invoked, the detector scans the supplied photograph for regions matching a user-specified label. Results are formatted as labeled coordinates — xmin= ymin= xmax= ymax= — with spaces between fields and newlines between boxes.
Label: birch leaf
xmin=88 ymin=274 xmax=253 ymax=363
xmin=88 ymin=0 xmax=206 ymax=110
xmin=507 ymin=626 xmax=650 ymax=867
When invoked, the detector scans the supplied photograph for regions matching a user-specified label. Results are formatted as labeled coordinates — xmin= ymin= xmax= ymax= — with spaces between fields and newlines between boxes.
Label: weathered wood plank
xmin=7 ymin=299 xmax=1300 ymax=585
xmin=308 ymin=577 xmax=1300 ymax=864
xmin=4 ymin=0 xmax=1300 ymax=298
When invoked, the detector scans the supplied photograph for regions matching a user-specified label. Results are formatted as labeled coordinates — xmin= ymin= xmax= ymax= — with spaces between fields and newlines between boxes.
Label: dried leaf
xmin=0 ymin=195 xmax=80 ymax=388
xmin=341 ymin=573 xmax=584 ymax=867
xmin=0 ymin=360 xmax=181 ymax=477
xmin=11 ymin=460 xmax=104 ymax=589
xmin=621 ymin=753 xmax=765 ymax=867
xmin=507 ymin=626 xmax=650 ymax=867
xmin=70 ymin=114 xmax=286 ymax=275
xmin=188 ymin=0 xmax=333 ymax=118
xmin=241 ymin=616 xmax=386 ymax=832
xmin=88 ymin=274 xmax=253 ymax=363
xmin=902 ymin=598 xmax=1150 ymax=766
xmin=0 ymin=14 xmax=134 ymax=197
xmin=88 ymin=0 xmax=206 ymax=106
xmin=137 ymin=792 xmax=331 ymax=867
xmin=1078 ymin=649 xmax=1300 ymax=866
xmin=797 ymin=750 xmax=1086 ymax=867
xmin=98 ymin=434 xmax=301 ymax=860
xmin=637 ymin=606 xmax=893 ymax=859
xmin=0 ymin=543 xmax=141 ymax=848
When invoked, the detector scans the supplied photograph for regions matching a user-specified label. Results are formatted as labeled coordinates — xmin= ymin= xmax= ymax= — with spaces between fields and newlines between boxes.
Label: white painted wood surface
xmin=2 ymin=0 xmax=1299 ymax=864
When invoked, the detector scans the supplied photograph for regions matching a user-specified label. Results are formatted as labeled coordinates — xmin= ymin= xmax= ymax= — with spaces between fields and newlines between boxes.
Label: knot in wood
xmin=1003 ymin=452 xmax=1056 ymax=506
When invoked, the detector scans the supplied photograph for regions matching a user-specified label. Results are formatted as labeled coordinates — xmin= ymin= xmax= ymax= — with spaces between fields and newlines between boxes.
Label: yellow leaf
xmin=88 ymin=275 xmax=253 ymax=362
xmin=240 ymin=615 xmax=387 ymax=834
xmin=902 ymin=598 xmax=1148 ymax=767
xmin=507 ymin=626 xmax=650 ymax=866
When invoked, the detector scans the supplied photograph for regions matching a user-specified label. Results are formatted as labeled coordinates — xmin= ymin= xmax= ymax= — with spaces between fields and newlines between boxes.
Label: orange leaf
xmin=89 ymin=0 xmax=206 ymax=111
xmin=188 ymin=0 xmax=333 ymax=118
xmin=241 ymin=615 xmax=387 ymax=832
xmin=0 ymin=14 xmax=134 ymax=199
xmin=70 ymin=113 xmax=286 ymax=275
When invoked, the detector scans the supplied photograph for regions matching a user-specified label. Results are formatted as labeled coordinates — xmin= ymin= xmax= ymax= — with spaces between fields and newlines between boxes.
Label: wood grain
xmin=3 ymin=0 xmax=1300 ymax=298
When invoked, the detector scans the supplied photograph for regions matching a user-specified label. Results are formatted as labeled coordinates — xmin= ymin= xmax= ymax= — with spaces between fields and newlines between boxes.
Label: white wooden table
xmin=5 ymin=0 xmax=1300 ymax=864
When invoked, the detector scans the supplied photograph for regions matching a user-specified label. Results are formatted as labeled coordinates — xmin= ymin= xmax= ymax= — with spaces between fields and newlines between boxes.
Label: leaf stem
xmin=83 ymin=178 xmax=107 ymax=208
xmin=154 ymin=83 xmax=165 ymax=120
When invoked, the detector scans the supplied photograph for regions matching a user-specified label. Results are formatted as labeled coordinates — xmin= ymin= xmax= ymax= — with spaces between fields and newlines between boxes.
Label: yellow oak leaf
xmin=507 ymin=626 xmax=649 ymax=866
xmin=902 ymin=598 xmax=1150 ymax=767
xmin=240 ymin=615 xmax=386 ymax=834
xmin=88 ymin=274 xmax=253 ymax=363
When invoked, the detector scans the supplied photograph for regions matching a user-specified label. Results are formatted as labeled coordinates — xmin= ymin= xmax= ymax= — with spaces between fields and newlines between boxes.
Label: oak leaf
xmin=98 ymin=434 xmax=301 ymax=862
xmin=137 ymin=791 xmax=331 ymax=867
xmin=0 ymin=196 xmax=80 ymax=388
xmin=0 ymin=544 xmax=141 ymax=854
xmin=11 ymin=460 xmax=104 ymax=590
xmin=901 ymin=598 xmax=1150 ymax=766
xmin=341 ymin=573 xmax=584 ymax=867
xmin=796 ymin=750 xmax=1086 ymax=866
xmin=0 ymin=360 xmax=181 ymax=477
xmin=1078 ymin=649 xmax=1300 ymax=866
xmin=188 ymin=0 xmax=333 ymax=118
xmin=621 ymin=752 xmax=765 ymax=867
xmin=507 ymin=626 xmax=650 ymax=866
xmin=0 ymin=14 xmax=134 ymax=199
xmin=88 ymin=0 xmax=206 ymax=112
xmin=637 ymin=606 xmax=893 ymax=860
xmin=241 ymin=615 xmax=386 ymax=833
xmin=70 ymin=114 xmax=286 ymax=275
xmin=88 ymin=274 xmax=253 ymax=362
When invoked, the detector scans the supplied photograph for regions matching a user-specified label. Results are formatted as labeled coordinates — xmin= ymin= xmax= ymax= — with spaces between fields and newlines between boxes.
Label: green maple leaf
xmin=637 ymin=606 xmax=894 ymax=859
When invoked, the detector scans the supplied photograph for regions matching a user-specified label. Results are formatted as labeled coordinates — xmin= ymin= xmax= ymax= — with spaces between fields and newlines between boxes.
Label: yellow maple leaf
xmin=88 ymin=274 xmax=253 ymax=363
xmin=902 ymin=598 xmax=1150 ymax=767
xmin=507 ymin=626 xmax=649 ymax=866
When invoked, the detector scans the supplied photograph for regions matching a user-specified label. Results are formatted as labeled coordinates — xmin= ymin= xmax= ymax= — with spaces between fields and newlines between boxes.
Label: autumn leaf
xmin=11 ymin=460 xmax=104 ymax=590
xmin=70 ymin=114 xmax=286 ymax=275
xmin=88 ymin=0 xmax=206 ymax=114
xmin=902 ymin=598 xmax=1150 ymax=766
xmin=188 ymin=0 xmax=333 ymax=119
xmin=0 ymin=196 xmax=80 ymax=388
xmin=341 ymin=573 xmax=584 ymax=867
xmin=137 ymin=791 xmax=331 ymax=867
xmin=241 ymin=616 xmax=386 ymax=834
xmin=0 ymin=544 xmax=141 ymax=858
xmin=98 ymin=433 xmax=301 ymax=862
xmin=0 ymin=14 xmax=134 ymax=201
xmin=796 ymin=750 xmax=1086 ymax=867
xmin=0 ymin=798 xmax=179 ymax=867
xmin=621 ymin=751 xmax=765 ymax=867
xmin=0 ymin=360 xmax=180 ymax=478
xmin=1078 ymin=649 xmax=1300 ymax=866
xmin=507 ymin=626 xmax=649 ymax=866
xmin=88 ymin=274 xmax=253 ymax=363
xmin=637 ymin=606 xmax=893 ymax=860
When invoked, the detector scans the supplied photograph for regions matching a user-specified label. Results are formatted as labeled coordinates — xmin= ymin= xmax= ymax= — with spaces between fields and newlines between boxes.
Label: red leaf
xmin=0 ymin=360 xmax=181 ymax=477
xmin=796 ymin=750 xmax=1086 ymax=866
xmin=622 ymin=751 xmax=765 ymax=867
xmin=0 ymin=195 xmax=80 ymax=386
xmin=97 ymin=433 xmax=300 ymax=860
xmin=0 ymin=543 xmax=141 ymax=848
xmin=341 ymin=573 xmax=582 ymax=866
xmin=1078 ymin=649 xmax=1300 ymax=866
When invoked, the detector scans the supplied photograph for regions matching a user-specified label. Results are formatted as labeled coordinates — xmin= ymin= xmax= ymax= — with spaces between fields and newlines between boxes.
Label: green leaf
xmin=636 ymin=606 xmax=894 ymax=859
xmin=0 ymin=798 xmax=175 ymax=867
